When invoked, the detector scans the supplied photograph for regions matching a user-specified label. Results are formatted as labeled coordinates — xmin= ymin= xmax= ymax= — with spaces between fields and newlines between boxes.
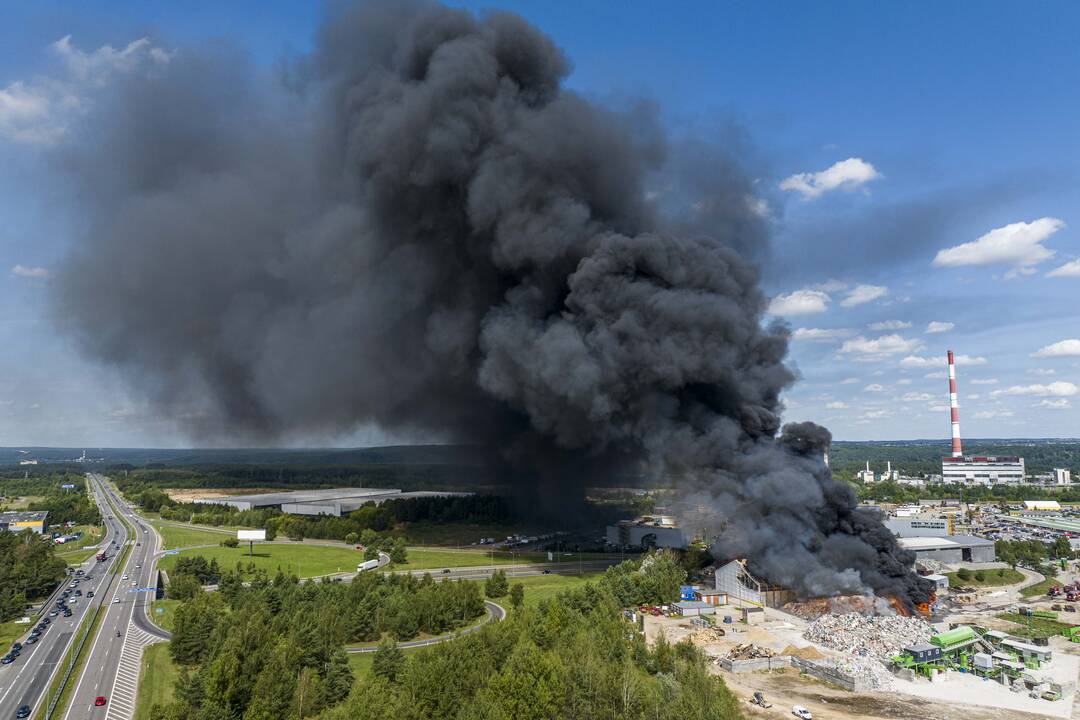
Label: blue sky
xmin=1 ymin=1 xmax=1078 ymax=446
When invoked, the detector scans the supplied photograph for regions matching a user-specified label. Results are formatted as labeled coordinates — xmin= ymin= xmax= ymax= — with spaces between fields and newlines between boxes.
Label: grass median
xmin=134 ymin=643 xmax=176 ymax=720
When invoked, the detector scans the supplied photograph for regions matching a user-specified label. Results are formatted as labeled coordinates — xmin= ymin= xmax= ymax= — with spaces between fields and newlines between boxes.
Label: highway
xmin=0 ymin=477 xmax=126 ymax=719
xmin=59 ymin=474 xmax=166 ymax=720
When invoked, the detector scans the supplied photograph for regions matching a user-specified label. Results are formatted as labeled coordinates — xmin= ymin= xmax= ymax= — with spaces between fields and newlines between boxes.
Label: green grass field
xmin=151 ymin=520 xmax=234 ymax=550
xmin=507 ymin=571 xmax=604 ymax=609
xmin=390 ymin=548 xmax=552 ymax=571
xmin=347 ymin=652 xmax=374 ymax=677
xmin=1020 ymin=575 xmax=1062 ymax=598
xmin=158 ymin=543 xmax=370 ymax=578
xmin=997 ymin=612 xmax=1075 ymax=638
xmin=149 ymin=600 xmax=181 ymax=633
xmin=0 ymin=620 xmax=26 ymax=650
xmin=944 ymin=568 xmax=1024 ymax=588
xmin=134 ymin=643 xmax=176 ymax=719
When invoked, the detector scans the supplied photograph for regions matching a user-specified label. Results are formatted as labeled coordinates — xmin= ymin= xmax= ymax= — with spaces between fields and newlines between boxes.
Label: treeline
xmin=0 ymin=532 xmax=67 ymax=621
xmin=27 ymin=485 xmax=101 ymax=526
xmin=857 ymin=481 xmax=1080 ymax=504
xmin=154 ymin=569 xmax=487 ymax=719
xmin=996 ymin=539 xmax=1072 ymax=575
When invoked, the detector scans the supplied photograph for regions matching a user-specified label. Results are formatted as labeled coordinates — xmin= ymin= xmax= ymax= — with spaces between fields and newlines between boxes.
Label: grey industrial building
xmin=605 ymin=516 xmax=687 ymax=549
xmin=193 ymin=488 xmax=471 ymax=517
xmin=714 ymin=559 xmax=795 ymax=608
xmin=897 ymin=534 xmax=996 ymax=563
xmin=0 ymin=511 xmax=49 ymax=534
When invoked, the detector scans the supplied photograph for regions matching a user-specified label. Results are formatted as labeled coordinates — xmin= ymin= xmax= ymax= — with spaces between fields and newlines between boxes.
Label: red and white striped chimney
xmin=947 ymin=350 xmax=962 ymax=457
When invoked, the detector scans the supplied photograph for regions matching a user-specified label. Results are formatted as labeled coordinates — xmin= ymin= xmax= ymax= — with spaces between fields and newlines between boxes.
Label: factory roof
xmin=1024 ymin=500 xmax=1061 ymax=511
xmin=0 ymin=511 xmax=48 ymax=522
xmin=904 ymin=642 xmax=937 ymax=653
xmin=694 ymin=589 xmax=727 ymax=596
xmin=673 ymin=601 xmax=712 ymax=610
xmin=897 ymin=534 xmax=994 ymax=551
xmin=1002 ymin=638 xmax=1050 ymax=655
xmin=924 ymin=573 xmax=948 ymax=582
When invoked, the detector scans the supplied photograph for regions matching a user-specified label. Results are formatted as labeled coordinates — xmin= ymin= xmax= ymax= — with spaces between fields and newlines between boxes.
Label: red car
xmin=94 ymin=697 xmax=106 ymax=707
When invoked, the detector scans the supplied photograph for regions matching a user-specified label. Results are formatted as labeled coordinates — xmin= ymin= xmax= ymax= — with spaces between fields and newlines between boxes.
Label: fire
xmin=888 ymin=596 xmax=910 ymax=616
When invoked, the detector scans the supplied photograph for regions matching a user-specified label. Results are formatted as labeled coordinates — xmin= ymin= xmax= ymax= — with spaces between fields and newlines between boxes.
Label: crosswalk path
xmin=106 ymin=628 xmax=162 ymax=720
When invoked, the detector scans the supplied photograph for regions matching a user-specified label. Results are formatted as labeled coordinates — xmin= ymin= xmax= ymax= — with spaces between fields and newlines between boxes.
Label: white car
xmin=122 ymin=575 xmax=129 ymax=580
xmin=113 ymin=598 xmax=120 ymax=604
xmin=792 ymin=706 xmax=813 ymax=720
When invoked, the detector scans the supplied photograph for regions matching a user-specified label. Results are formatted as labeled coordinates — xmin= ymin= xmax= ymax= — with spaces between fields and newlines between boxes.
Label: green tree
xmin=509 ymin=583 xmax=524 ymax=610
xmin=389 ymin=538 xmax=407 ymax=564
xmin=344 ymin=532 xmax=358 ymax=545
xmin=485 ymin=570 xmax=509 ymax=598
xmin=168 ymin=573 xmax=203 ymax=601
xmin=956 ymin=567 xmax=972 ymax=581
xmin=372 ymin=639 xmax=404 ymax=683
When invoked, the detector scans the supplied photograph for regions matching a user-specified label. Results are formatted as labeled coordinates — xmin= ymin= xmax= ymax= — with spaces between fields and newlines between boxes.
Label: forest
xmin=151 ymin=552 xmax=735 ymax=720
xmin=830 ymin=440 xmax=1080 ymax=479
xmin=0 ymin=531 xmax=67 ymax=621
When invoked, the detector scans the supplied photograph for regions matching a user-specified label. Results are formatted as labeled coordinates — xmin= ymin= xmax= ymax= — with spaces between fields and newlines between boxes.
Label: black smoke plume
xmin=51 ymin=0 xmax=930 ymax=604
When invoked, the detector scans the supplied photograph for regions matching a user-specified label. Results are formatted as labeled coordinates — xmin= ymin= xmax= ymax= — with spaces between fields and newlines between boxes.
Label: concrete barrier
xmin=790 ymin=657 xmax=871 ymax=692
xmin=721 ymin=656 xmax=791 ymax=673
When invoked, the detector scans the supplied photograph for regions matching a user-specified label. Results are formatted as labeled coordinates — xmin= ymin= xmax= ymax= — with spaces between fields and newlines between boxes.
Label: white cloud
xmin=991 ymin=382 xmax=1078 ymax=398
xmin=902 ymin=392 xmax=934 ymax=402
xmin=973 ymin=410 xmax=1014 ymax=419
xmin=11 ymin=264 xmax=51 ymax=279
xmin=970 ymin=378 xmax=999 ymax=385
xmin=1027 ymin=368 xmax=1056 ymax=376
xmin=839 ymin=377 xmax=859 ymax=385
xmin=0 ymin=35 xmax=169 ymax=146
xmin=932 ymin=217 xmax=1063 ymax=272
xmin=840 ymin=284 xmax=888 ymax=308
xmin=868 ymin=320 xmax=911 ymax=330
xmin=814 ymin=279 xmax=848 ymax=293
xmin=826 ymin=401 xmax=848 ymax=409
xmin=792 ymin=327 xmax=854 ymax=341
xmin=924 ymin=371 xmax=946 ymax=379
xmin=838 ymin=334 xmax=923 ymax=362
xmin=864 ymin=383 xmax=887 ymax=392
xmin=860 ymin=409 xmax=892 ymax=420
xmin=925 ymin=321 xmax=954 ymax=334
xmin=967 ymin=393 xmax=981 ymax=400
xmin=768 ymin=289 xmax=830 ymax=316
xmin=1032 ymin=339 xmax=1080 ymax=358
xmin=927 ymin=402 xmax=949 ymax=412
xmin=900 ymin=354 xmax=986 ymax=368
xmin=896 ymin=378 xmax=912 ymax=385
xmin=1047 ymin=259 xmax=1080 ymax=278
xmin=1037 ymin=399 xmax=1071 ymax=409
xmin=779 ymin=157 xmax=882 ymax=199
xmin=745 ymin=196 xmax=770 ymax=219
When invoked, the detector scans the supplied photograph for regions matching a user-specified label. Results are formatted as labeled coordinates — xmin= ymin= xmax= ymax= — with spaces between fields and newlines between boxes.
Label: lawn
xmin=134 ymin=643 xmax=176 ymax=720
xmin=944 ymin=568 xmax=1024 ymax=588
xmin=1020 ymin=575 xmax=1062 ymax=598
xmin=347 ymin=652 xmax=374 ymax=677
xmin=54 ymin=524 xmax=104 ymax=551
xmin=149 ymin=600 xmax=181 ymax=633
xmin=157 ymin=543 xmax=370 ymax=579
xmin=394 ymin=548 xmax=553 ymax=571
xmin=0 ymin=620 xmax=25 ymax=650
xmin=58 ymin=548 xmax=99 ymax=567
xmin=151 ymin=520 xmax=235 ymax=550
xmin=997 ymin=612 xmax=1076 ymax=639
xmin=505 ymin=571 xmax=604 ymax=610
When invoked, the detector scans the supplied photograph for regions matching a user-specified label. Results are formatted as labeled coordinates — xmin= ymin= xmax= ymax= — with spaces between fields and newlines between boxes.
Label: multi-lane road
xmin=60 ymin=474 xmax=167 ymax=720
xmin=0 ymin=476 xmax=127 ymax=718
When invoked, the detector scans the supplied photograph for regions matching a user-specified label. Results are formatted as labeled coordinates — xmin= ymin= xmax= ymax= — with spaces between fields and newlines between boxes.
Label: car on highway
xmin=49 ymin=611 xmax=58 ymax=617
xmin=94 ymin=696 xmax=107 ymax=707
xmin=63 ymin=610 xmax=72 ymax=617
xmin=25 ymin=636 xmax=37 ymax=645
xmin=1 ymin=655 xmax=15 ymax=665
xmin=441 ymin=568 xmax=451 ymax=574
xmin=87 ymin=591 xmax=94 ymax=598
xmin=122 ymin=574 xmax=129 ymax=580
xmin=113 ymin=598 xmax=120 ymax=604
xmin=12 ymin=643 xmax=21 ymax=651
xmin=16 ymin=705 xmax=30 ymax=718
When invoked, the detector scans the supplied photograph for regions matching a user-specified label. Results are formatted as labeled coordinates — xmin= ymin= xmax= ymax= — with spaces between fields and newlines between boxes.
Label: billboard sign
xmin=237 ymin=530 xmax=266 ymax=541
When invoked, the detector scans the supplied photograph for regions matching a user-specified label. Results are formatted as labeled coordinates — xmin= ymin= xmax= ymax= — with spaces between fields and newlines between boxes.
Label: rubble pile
xmin=803 ymin=612 xmax=932 ymax=660
xmin=816 ymin=656 xmax=896 ymax=690
xmin=692 ymin=627 xmax=727 ymax=643
xmin=724 ymin=643 xmax=775 ymax=660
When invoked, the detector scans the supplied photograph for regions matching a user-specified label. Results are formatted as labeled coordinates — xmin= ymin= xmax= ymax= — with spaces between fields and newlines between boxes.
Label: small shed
xmin=694 ymin=589 xmax=728 ymax=606
xmin=924 ymin=574 xmax=949 ymax=590
xmin=674 ymin=601 xmax=716 ymax=617
xmin=741 ymin=606 xmax=765 ymax=625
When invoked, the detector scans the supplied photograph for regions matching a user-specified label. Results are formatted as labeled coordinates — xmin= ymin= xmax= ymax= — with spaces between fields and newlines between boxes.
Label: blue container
xmin=679 ymin=585 xmax=695 ymax=601
xmin=723 ymin=615 xmax=732 ymax=624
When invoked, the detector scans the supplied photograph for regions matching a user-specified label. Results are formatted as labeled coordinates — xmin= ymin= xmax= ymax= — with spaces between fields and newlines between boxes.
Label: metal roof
xmin=0 ymin=511 xmax=48 ymax=523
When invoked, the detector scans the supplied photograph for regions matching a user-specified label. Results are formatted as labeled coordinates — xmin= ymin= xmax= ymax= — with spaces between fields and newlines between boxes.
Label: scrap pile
xmin=815 ymin=656 xmax=896 ymax=690
xmin=724 ymin=643 xmax=775 ymax=661
xmin=803 ymin=612 xmax=932 ymax=660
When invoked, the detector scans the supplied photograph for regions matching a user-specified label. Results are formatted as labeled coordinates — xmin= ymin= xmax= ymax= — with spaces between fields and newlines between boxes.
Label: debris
xmin=782 ymin=644 xmax=824 ymax=660
xmin=725 ymin=643 xmax=775 ymax=660
xmin=803 ymin=612 xmax=932 ymax=661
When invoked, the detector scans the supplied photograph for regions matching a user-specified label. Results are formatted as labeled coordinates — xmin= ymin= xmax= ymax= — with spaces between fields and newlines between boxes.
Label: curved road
xmin=346 ymin=600 xmax=506 ymax=654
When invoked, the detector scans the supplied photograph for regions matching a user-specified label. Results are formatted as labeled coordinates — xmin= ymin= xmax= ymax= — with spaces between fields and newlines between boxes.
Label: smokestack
xmin=947 ymin=350 xmax=962 ymax=457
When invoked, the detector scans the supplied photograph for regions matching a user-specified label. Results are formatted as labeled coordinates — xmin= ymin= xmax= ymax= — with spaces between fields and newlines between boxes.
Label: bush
xmin=220 ymin=537 xmax=239 ymax=548
xmin=485 ymin=569 xmax=509 ymax=598
xmin=956 ymin=567 xmax=972 ymax=581
xmin=974 ymin=570 xmax=985 ymax=582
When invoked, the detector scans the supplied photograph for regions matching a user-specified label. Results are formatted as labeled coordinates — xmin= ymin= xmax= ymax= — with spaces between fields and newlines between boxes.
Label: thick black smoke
xmin=51 ymin=1 xmax=929 ymax=604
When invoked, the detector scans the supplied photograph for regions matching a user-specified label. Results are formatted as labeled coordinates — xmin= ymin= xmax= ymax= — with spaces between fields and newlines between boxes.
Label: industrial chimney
xmin=947 ymin=350 xmax=962 ymax=457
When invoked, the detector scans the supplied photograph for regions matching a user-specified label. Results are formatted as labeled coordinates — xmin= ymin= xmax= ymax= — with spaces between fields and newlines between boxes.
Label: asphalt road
xmin=59 ymin=474 xmax=167 ymax=720
xmin=0 ymin=477 xmax=126 ymax=719
xmin=346 ymin=600 xmax=507 ymax=653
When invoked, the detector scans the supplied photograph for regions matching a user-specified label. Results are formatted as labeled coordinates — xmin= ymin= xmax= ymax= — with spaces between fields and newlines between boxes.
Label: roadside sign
xmin=155 ymin=608 xmax=164 ymax=614
xmin=164 ymin=550 xmax=179 ymax=555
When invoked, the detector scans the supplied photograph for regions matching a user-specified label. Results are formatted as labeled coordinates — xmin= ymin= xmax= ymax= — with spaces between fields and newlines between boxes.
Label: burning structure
xmin=50 ymin=1 xmax=931 ymax=607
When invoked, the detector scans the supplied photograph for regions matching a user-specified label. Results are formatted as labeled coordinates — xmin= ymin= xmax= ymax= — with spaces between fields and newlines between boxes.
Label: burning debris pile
xmin=50 ymin=0 xmax=932 ymax=606
xmin=784 ymin=594 xmax=887 ymax=619
xmin=803 ymin=613 xmax=933 ymax=661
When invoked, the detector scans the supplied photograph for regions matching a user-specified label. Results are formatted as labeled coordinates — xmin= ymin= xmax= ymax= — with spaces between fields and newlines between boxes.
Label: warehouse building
xmin=884 ymin=516 xmax=952 ymax=537
xmin=605 ymin=515 xmax=687 ymax=549
xmin=193 ymin=488 xmax=471 ymax=516
xmin=897 ymin=534 xmax=996 ymax=563
xmin=0 ymin=511 xmax=48 ymax=534
xmin=714 ymin=559 xmax=795 ymax=608
xmin=940 ymin=455 xmax=1025 ymax=485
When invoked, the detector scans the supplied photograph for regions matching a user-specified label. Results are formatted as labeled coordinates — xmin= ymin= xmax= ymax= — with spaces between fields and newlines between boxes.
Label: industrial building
xmin=897 ymin=534 xmax=996 ymax=563
xmin=0 ymin=511 xmax=48 ymax=534
xmin=884 ymin=516 xmax=952 ymax=537
xmin=714 ymin=559 xmax=795 ymax=608
xmin=193 ymin=488 xmax=471 ymax=517
xmin=605 ymin=515 xmax=687 ymax=549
